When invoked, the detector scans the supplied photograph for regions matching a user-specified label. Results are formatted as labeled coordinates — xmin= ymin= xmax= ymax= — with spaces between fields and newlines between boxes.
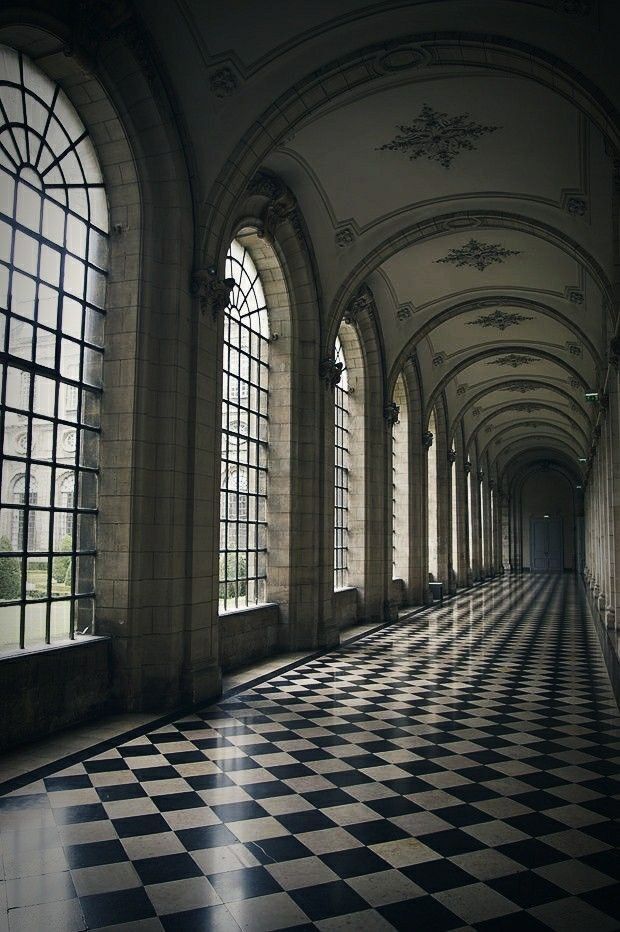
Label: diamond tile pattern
xmin=1 ymin=576 xmax=618 ymax=930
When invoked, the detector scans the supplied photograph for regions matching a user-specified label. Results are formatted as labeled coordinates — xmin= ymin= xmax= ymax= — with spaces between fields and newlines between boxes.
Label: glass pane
xmin=26 ymin=556 xmax=47 ymax=598
xmin=0 ymin=551 xmax=22 ymax=602
xmin=50 ymin=599 xmax=71 ymax=639
xmin=23 ymin=600 xmax=46 ymax=645
xmin=0 ymin=603 xmax=20 ymax=649
xmin=74 ymin=597 xmax=94 ymax=636
xmin=11 ymin=273 xmax=36 ymax=320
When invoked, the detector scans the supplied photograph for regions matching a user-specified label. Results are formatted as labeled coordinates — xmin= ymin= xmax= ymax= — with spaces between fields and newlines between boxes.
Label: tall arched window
xmin=490 ymin=485 xmax=495 ymax=569
xmin=334 ymin=335 xmax=349 ymax=589
xmin=467 ymin=462 xmax=474 ymax=572
xmin=392 ymin=374 xmax=408 ymax=583
xmin=220 ymin=239 xmax=269 ymax=610
xmin=427 ymin=409 xmax=438 ymax=581
xmin=451 ymin=446 xmax=458 ymax=585
xmin=0 ymin=46 xmax=108 ymax=652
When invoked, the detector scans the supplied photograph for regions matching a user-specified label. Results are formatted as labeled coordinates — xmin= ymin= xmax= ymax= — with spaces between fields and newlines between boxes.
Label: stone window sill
xmin=0 ymin=635 xmax=110 ymax=663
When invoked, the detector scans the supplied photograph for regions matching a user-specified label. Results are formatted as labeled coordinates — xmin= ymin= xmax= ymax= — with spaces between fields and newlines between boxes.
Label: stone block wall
xmin=219 ymin=604 xmax=280 ymax=671
xmin=0 ymin=639 xmax=112 ymax=752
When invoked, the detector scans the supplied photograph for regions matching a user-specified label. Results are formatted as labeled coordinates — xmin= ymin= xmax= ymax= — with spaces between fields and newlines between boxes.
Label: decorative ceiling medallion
xmin=456 ymin=384 xmax=468 ymax=395
xmin=467 ymin=309 xmax=533 ymax=331
xmin=432 ymin=352 xmax=446 ymax=366
xmin=436 ymin=239 xmax=521 ymax=272
xmin=502 ymin=381 xmax=540 ymax=393
xmin=472 ymin=407 xmax=481 ymax=417
xmin=569 ymin=377 xmax=581 ymax=389
xmin=397 ymin=302 xmax=414 ymax=321
xmin=566 ymin=342 xmax=583 ymax=357
xmin=488 ymin=354 xmax=539 ymax=368
xmin=559 ymin=0 xmax=591 ymax=13
xmin=209 ymin=67 xmax=238 ymax=98
xmin=566 ymin=196 xmax=587 ymax=215
xmin=377 ymin=104 xmax=500 ymax=169
xmin=441 ymin=217 xmax=482 ymax=232
xmin=565 ymin=287 xmax=584 ymax=305
xmin=335 ymin=227 xmax=355 ymax=248
xmin=512 ymin=403 xmax=544 ymax=412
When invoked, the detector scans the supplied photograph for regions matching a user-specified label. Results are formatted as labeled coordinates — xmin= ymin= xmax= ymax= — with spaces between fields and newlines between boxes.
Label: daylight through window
xmin=0 ymin=45 xmax=108 ymax=652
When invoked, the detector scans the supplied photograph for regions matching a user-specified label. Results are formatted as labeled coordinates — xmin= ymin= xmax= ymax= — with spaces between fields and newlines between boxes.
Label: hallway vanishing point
xmin=1 ymin=576 xmax=618 ymax=932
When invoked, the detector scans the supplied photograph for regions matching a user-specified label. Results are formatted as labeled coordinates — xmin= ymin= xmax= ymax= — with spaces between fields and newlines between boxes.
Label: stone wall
xmin=219 ymin=604 xmax=281 ymax=671
xmin=0 ymin=639 xmax=112 ymax=752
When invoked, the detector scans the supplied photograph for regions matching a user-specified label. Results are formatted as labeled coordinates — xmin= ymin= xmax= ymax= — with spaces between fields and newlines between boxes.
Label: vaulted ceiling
xmin=139 ymin=0 xmax=619 ymax=485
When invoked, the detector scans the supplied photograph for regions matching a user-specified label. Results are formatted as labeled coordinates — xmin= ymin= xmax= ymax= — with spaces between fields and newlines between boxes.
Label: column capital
xmin=247 ymin=170 xmax=297 ymax=245
xmin=384 ymin=402 xmax=400 ymax=426
xmin=319 ymin=357 xmax=343 ymax=389
xmin=343 ymin=285 xmax=375 ymax=326
xmin=191 ymin=270 xmax=235 ymax=320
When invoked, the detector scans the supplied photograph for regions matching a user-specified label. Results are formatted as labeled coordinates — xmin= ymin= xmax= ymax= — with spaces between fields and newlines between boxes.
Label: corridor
xmin=1 ymin=576 xmax=619 ymax=932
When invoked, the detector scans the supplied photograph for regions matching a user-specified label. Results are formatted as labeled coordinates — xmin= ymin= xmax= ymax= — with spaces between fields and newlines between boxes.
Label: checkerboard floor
xmin=1 ymin=575 xmax=619 ymax=931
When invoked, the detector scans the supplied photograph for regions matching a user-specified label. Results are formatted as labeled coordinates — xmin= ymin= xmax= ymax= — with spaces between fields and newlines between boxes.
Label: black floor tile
xmin=81 ymin=888 xmax=156 ymax=927
xmin=489 ymin=869 xmax=566 ymax=907
xmin=207 ymin=866 xmax=282 ymax=902
xmin=65 ymin=839 xmax=129 ymax=869
xmin=320 ymin=846 xmax=391 ymax=878
xmin=176 ymin=823 xmax=238 ymax=851
xmin=134 ymin=852 xmax=202 ymax=884
xmin=403 ymin=858 xmax=478 ymax=892
xmin=379 ymin=895 xmax=462 ymax=931
xmin=290 ymin=880 xmax=369 ymax=921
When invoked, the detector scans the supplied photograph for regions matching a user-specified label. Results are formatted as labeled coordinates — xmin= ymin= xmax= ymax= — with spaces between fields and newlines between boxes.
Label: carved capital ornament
xmin=343 ymin=286 xmax=375 ymax=326
xmin=384 ymin=403 xmax=400 ymax=426
xmin=319 ymin=357 xmax=343 ymax=389
xmin=191 ymin=270 xmax=235 ymax=320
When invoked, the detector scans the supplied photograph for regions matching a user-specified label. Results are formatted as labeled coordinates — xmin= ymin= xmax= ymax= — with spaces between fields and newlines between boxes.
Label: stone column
xmin=318 ymin=356 xmax=340 ymax=649
xmin=608 ymin=369 xmax=620 ymax=630
xmin=470 ymin=462 xmax=483 ymax=581
xmin=436 ymin=425 xmax=451 ymax=591
xmin=447 ymin=448 xmax=458 ymax=594
xmin=462 ymin=460 xmax=473 ymax=586
xmin=402 ymin=355 xmax=428 ymax=605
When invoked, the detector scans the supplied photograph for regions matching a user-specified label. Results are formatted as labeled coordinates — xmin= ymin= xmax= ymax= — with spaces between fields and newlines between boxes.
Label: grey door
xmin=530 ymin=517 xmax=563 ymax=572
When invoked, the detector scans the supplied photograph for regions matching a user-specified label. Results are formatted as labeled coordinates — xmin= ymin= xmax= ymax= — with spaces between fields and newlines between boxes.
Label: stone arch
xmin=425 ymin=344 xmax=589 ymax=422
xmin=451 ymin=383 xmax=591 ymax=438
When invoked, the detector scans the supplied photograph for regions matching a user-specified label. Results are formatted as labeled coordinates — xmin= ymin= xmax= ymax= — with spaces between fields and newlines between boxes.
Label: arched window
xmin=334 ymin=335 xmax=349 ymax=589
xmin=451 ymin=445 xmax=458 ymax=585
xmin=480 ymin=475 xmax=487 ymax=574
xmin=392 ymin=374 xmax=408 ymax=583
xmin=490 ymin=485 xmax=495 ymax=569
xmin=0 ymin=46 xmax=107 ymax=651
xmin=427 ymin=409 xmax=438 ymax=581
xmin=219 ymin=239 xmax=269 ymax=610
xmin=467 ymin=462 xmax=474 ymax=572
